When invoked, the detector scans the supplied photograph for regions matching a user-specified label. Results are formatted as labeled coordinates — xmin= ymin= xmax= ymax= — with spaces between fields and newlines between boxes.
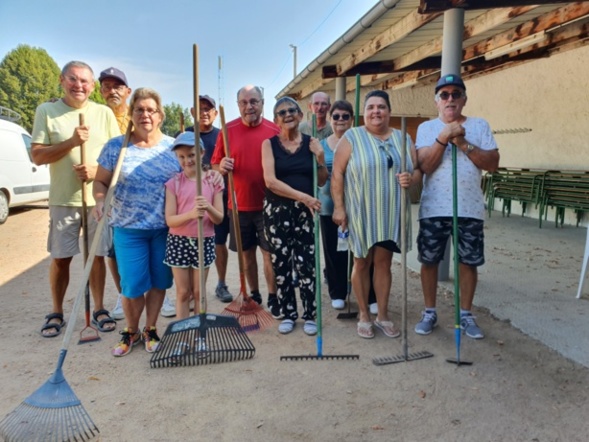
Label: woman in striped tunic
xmin=331 ymin=90 xmax=421 ymax=339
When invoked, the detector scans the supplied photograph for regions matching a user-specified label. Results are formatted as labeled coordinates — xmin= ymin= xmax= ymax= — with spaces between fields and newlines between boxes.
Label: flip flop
xmin=374 ymin=320 xmax=401 ymax=338
xmin=92 ymin=309 xmax=116 ymax=332
xmin=357 ymin=321 xmax=374 ymax=339
xmin=40 ymin=312 xmax=66 ymax=338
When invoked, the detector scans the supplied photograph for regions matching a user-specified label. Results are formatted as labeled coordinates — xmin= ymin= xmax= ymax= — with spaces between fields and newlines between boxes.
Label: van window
xmin=22 ymin=134 xmax=33 ymax=162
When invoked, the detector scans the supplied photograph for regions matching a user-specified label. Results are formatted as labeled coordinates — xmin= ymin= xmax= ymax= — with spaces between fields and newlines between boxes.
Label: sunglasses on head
xmin=332 ymin=113 xmax=351 ymax=121
xmin=437 ymin=91 xmax=465 ymax=100
xmin=275 ymin=107 xmax=298 ymax=118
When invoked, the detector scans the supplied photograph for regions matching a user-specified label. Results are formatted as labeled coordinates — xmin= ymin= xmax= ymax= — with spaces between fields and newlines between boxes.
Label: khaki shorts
xmin=47 ymin=206 xmax=110 ymax=259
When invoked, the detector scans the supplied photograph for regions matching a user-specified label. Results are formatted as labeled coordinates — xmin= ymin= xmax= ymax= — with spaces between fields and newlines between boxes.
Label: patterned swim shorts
xmin=164 ymin=234 xmax=216 ymax=269
xmin=417 ymin=217 xmax=485 ymax=267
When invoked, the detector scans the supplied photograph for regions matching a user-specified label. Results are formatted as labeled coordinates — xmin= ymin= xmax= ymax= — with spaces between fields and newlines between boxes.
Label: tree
xmin=89 ymin=82 xmax=106 ymax=105
xmin=161 ymin=102 xmax=193 ymax=136
xmin=0 ymin=45 xmax=60 ymax=131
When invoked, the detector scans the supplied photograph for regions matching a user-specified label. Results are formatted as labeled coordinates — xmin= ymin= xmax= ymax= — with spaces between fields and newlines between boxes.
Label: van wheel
xmin=0 ymin=192 xmax=8 ymax=224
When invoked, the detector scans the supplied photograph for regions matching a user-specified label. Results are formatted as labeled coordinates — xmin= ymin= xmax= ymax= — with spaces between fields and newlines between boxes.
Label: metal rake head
xmin=372 ymin=351 xmax=434 ymax=366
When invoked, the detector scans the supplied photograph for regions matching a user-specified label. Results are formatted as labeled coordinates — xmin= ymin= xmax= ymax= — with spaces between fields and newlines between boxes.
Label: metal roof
xmin=277 ymin=1 xmax=589 ymax=99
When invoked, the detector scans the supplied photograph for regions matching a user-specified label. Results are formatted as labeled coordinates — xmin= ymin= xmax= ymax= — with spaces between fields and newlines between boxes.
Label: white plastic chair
xmin=577 ymin=227 xmax=589 ymax=299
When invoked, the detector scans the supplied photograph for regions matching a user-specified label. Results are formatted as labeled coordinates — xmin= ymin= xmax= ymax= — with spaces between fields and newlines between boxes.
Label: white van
xmin=0 ymin=117 xmax=50 ymax=224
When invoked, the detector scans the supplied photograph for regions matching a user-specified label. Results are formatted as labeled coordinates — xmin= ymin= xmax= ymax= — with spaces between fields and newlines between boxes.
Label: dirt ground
xmin=1 ymin=204 xmax=588 ymax=442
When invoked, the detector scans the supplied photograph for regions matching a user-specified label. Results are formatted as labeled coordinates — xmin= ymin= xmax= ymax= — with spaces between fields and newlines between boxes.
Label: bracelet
xmin=435 ymin=138 xmax=448 ymax=147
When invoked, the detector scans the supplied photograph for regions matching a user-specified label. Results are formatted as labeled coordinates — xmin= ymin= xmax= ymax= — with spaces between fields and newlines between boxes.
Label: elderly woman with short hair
xmin=93 ymin=87 xmax=181 ymax=357
xmin=261 ymin=97 xmax=327 ymax=335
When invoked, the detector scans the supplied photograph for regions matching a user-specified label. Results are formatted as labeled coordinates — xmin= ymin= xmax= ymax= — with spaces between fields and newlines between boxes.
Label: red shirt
xmin=211 ymin=117 xmax=279 ymax=211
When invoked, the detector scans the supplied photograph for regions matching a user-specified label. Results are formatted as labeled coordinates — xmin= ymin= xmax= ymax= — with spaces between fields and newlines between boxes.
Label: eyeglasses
xmin=332 ymin=113 xmax=351 ymax=121
xmin=237 ymin=99 xmax=261 ymax=107
xmin=101 ymin=84 xmax=127 ymax=92
xmin=437 ymin=91 xmax=465 ymax=100
xmin=379 ymin=145 xmax=393 ymax=169
xmin=200 ymin=108 xmax=215 ymax=114
xmin=133 ymin=108 xmax=159 ymax=116
xmin=63 ymin=75 xmax=91 ymax=86
xmin=275 ymin=107 xmax=298 ymax=118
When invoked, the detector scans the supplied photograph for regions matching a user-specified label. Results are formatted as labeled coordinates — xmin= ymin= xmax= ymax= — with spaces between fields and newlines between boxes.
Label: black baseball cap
xmin=435 ymin=74 xmax=466 ymax=93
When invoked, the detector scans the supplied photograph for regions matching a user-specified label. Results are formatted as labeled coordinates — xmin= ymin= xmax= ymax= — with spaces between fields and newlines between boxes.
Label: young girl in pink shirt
xmin=164 ymin=132 xmax=224 ymax=323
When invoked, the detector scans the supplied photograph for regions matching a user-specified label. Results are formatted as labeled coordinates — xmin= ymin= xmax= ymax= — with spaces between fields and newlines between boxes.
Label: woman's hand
xmin=396 ymin=171 xmax=412 ymax=188
xmin=332 ymin=207 xmax=347 ymax=230
xmin=205 ymin=169 xmax=223 ymax=187
xmin=302 ymin=194 xmax=321 ymax=215
xmin=92 ymin=200 xmax=105 ymax=222
xmin=309 ymin=137 xmax=325 ymax=162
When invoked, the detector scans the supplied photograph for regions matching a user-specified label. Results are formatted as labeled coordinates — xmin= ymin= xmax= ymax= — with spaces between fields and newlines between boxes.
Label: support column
xmin=335 ymin=77 xmax=346 ymax=101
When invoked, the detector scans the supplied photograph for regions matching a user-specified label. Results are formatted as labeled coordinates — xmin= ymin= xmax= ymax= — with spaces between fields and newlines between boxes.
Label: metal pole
xmin=289 ymin=44 xmax=297 ymax=79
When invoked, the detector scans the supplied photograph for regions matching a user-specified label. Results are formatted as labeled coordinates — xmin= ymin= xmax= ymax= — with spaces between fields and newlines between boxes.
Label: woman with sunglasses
xmin=331 ymin=90 xmax=421 ymax=339
xmin=261 ymin=97 xmax=327 ymax=335
xmin=94 ymin=88 xmax=181 ymax=357
xmin=317 ymin=100 xmax=357 ymax=310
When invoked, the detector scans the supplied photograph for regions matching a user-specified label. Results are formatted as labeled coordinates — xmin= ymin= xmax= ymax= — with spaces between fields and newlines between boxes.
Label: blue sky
xmin=0 ymin=0 xmax=373 ymax=122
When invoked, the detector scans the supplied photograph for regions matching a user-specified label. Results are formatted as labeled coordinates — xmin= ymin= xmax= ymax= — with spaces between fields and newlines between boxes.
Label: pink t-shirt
xmin=165 ymin=171 xmax=224 ymax=238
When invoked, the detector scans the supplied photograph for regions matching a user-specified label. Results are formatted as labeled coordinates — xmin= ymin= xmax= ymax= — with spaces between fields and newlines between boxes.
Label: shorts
xmin=373 ymin=240 xmax=401 ymax=254
xmin=47 ymin=206 xmax=109 ymax=258
xmin=417 ymin=217 xmax=485 ymax=267
xmin=228 ymin=210 xmax=269 ymax=252
xmin=214 ymin=192 xmax=230 ymax=245
xmin=103 ymin=225 xmax=117 ymax=259
xmin=164 ymin=234 xmax=216 ymax=269
xmin=113 ymin=227 xmax=173 ymax=299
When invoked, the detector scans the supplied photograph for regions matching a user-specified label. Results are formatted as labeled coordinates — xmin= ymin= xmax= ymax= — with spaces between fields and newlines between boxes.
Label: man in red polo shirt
xmin=211 ymin=85 xmax=281 ymax=317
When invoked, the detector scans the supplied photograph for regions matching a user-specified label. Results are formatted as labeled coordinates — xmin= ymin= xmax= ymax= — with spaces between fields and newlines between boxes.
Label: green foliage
xmin=0 ymin=44 xmax=60 ymax=131
xmin=89 ymin=81 xmax=106 ymax=105
xmin=161 ymin=102 xmax=193 ymax=137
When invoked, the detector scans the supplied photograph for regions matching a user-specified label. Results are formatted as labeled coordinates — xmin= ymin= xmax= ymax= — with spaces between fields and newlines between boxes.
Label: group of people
xmin=31 ymin=59 xmax=499 ymax=358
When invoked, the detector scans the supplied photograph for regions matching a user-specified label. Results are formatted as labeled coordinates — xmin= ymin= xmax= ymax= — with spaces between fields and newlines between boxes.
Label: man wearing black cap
xmin=182 ymin=95 xmax=233 ymax=303
xmin=99 ymin=67 xmax=132 ymax=135
xmin=98 ymin=67 xmax=132 ymax=320
xmin=414 ymin=74 xmax=500 ymax=339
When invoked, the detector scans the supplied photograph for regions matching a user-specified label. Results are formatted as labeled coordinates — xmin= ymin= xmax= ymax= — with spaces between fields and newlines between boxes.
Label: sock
xmin=425 ymin=307 xmax=437 ymax=313
xmin=251 ymin=290 xmax=261 ymax=296
xmin=217 ymin=281 xmax=225 ymax=288
xmin=460 ymin=309 xmax=471 ymax=317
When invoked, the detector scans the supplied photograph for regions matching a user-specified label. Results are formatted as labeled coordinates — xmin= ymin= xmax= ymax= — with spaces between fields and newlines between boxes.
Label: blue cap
xmin=171 ymin=131 xmax=204 ymax=151
xmin=435 ymin=74 xmax=466 ymax=93
xmin=99 ymin=67 xmax=128 ymax=86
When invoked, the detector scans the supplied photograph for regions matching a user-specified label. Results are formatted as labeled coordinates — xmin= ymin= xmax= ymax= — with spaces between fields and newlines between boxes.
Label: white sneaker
xmin=331 ymin=299 xmax=345 ymax=310
xmin=112 ymin=294 xmax=124 ymax=320
xmin=160 ymin=295 xmax=176 ymax=317
xmin=369 ymin=303 xmax=378 ymax=315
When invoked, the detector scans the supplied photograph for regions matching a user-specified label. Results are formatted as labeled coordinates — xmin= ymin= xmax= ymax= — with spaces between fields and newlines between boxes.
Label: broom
xmin=372 ymin=117 xmax=433 ymax=366
xmin=150 ymin=44 xmax=255 ymax=368
xmin=219 ymin=105 xmax=273 ymax=332
xmin=78 ymin=113 xmax=101 ymax=344
xmin=0 ymin=122 xmax=133 ymax=442
xmin=281 ymin=115 xmax=359 ymax=361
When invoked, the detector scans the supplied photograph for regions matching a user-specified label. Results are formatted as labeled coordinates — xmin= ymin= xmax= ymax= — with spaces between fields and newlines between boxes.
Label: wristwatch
xmin=465 ymin=143 xmax=475 ymax=155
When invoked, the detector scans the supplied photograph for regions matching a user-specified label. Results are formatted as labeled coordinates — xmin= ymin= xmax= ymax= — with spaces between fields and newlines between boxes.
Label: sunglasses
xmin=275 ymin=107 xmax=299 ymax=118
xmin=379 ymin=145 xmax=393 ymax=169
xmin=437 ymin=91 xmax=465 ymax=100
xmin=332 ymin=113 xmax=351 ymax=121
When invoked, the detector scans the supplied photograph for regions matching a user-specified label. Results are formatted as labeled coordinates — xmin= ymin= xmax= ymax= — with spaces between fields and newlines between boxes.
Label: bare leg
xmin=459 ymin=263 xmax=478 ymax=310
xmin=192 ymin=268 xmax=210 ymax=314
xmin=420 ymin=263 xmax=439 ymax=308
xmin=352 ymin=251 xmax=373 ymax=323
xmin=261 ymin=249 xmax=276 ymax=294
xmin=215 ymin=244 xmax=228 ymax=283
xmin=107 ymin=256 xmax=122 ymax=293
xmin=172 ymin=268 xmax=192 ymax=320
xmin=144 ymin=288 xmax=166 ymax=329
xmin=122 ymin=295 xmax=145 ymax=333
xmin=243 ymin=247 xmax=259 ymax=292
xmin=372 ymin=247 xmax=393 ymax=323
xmin=43 ymin=257 xmax=72 ymax=336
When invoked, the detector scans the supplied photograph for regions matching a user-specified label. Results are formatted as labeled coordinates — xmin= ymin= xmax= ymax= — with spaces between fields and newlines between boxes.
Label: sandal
xmin=92 ymin=309 xmax=116 ymax=332
xmin=278 ymin=319 xmax=295 ymax=334
xmin=40 ymin=313 xmax=66 ymax=338
xmin=357 ymin=321 xmax=374 ymax=339
xmin=374 ymin=320 xmax=401 ymax=338
xmin=303 ymin=320 xmax=317 ymax=336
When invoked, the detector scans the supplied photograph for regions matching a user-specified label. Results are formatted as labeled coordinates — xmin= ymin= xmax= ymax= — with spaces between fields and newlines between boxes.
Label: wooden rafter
xmin=419 ymin=1 xmax=574 ymax=14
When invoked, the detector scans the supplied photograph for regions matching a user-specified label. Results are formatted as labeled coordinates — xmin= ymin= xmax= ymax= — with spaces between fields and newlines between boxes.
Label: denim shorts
xmin=417 ymin=217 xmax=485 ymax=266
xmin=113 ymin=227 xmax=173 ymax=299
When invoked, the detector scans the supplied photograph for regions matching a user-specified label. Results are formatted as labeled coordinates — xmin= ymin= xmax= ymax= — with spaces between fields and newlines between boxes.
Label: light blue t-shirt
xmin=97 ymin=134 xmax=181 ymax=229
xmin=318 ymin=138 xmax=335 ymax=216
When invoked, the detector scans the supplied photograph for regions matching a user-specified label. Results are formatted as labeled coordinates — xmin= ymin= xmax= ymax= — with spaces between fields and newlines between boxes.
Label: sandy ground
xmin=1 ymin=204 xmax=588 ymax=441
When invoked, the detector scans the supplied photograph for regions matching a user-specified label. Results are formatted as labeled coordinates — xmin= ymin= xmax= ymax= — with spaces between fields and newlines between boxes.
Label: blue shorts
xmin=113 ymin=227 xmax=173 ymax=299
